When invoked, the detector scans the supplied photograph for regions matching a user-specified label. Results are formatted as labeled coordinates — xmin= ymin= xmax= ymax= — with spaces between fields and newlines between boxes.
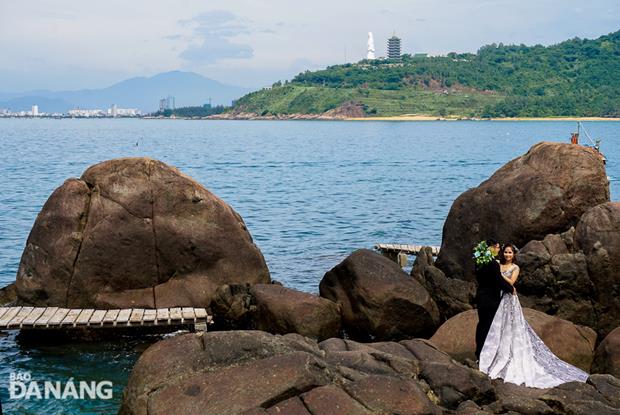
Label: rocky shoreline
xmin=1 ymin=141 xmax=619 ymax=413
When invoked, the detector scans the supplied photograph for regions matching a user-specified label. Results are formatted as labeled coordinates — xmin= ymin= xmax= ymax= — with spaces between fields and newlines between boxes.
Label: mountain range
xmin=0 ymin=71 xmax=250 ymax=113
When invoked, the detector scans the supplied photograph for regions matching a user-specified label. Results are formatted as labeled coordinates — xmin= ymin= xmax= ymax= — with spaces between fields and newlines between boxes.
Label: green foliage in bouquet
xmin=473 ymin=241 xmax=496 ymax=266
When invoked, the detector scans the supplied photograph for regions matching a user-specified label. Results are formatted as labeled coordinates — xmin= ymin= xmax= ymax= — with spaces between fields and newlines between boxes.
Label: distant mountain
xmin=0 ymin=71 xmax=250 ymax=113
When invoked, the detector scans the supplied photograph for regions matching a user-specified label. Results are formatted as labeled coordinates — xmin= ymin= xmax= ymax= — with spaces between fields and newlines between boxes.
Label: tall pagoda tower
xmin=387 ymin=33 xmax=402 ymax=60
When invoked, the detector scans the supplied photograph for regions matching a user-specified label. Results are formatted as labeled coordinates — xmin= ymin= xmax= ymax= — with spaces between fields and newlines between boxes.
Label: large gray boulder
xmin=435 ymin=142 xmax=609 ymax=282
xmin=319 ymin=249 xmax=440 ymax=341
xmin=15 ymin=158 xmax=270 ymax=308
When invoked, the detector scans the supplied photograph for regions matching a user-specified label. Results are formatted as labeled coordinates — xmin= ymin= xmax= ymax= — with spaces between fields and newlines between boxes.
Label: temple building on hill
xmin=387 ymin=34 xmax=402 ymax=60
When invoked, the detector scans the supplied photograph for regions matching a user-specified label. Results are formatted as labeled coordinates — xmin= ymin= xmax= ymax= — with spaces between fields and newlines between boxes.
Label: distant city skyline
xmin=0 ymin=0 xmax=618 ymax=92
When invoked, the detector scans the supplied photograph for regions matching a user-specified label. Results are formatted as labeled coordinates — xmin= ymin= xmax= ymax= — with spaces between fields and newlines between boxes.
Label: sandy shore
xmin=346 ymin=114 xmax=620 ymax=121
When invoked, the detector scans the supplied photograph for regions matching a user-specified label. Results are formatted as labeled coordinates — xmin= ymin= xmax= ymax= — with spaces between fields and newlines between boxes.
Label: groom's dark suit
xmin=474 ymin=260 xmax=514 ymax=359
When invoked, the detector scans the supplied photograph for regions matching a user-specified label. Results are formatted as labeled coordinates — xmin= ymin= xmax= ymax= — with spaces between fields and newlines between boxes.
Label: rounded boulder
xmin=319 ymin=249 xmax=440 ymax=341
xmin=436 ymin=142 xmax=609 ymax=281
xmin=16 ymin=158 xmax=270 ymax=308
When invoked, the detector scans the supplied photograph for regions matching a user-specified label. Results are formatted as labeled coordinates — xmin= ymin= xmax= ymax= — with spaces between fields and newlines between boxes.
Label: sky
xmin=0 ymin=0 xmax=618 ymax=92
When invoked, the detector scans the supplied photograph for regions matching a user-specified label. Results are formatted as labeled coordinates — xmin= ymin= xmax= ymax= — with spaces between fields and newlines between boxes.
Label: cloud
xmin=180 ymin=40 xmax=253 ymax=63
xmin=177 ymin=10 xmax=255 ymax=63
xmin=163 ymin=34 xmax=183 ymax=41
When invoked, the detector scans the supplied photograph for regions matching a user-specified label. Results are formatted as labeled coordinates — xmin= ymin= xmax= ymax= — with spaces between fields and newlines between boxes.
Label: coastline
xmin=3 ymin=114 xmax=620 ymax=122
xmin=209 ymin=112 xmax=620 ymax=121
xmin=346 ymin=115 xmax=620 ymax=122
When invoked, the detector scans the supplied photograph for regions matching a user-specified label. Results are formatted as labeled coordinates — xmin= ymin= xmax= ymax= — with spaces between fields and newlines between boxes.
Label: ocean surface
xmin=0 ymin=119 xmax=618 ymax=414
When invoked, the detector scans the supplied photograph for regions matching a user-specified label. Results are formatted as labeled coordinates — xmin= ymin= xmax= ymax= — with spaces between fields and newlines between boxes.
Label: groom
xmin=474 ymin=239 xmax=515 ymax=360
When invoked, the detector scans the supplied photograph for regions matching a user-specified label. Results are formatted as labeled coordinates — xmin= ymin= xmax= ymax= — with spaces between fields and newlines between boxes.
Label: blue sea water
xmin=0 ymin=118 xmax=618 ymax=414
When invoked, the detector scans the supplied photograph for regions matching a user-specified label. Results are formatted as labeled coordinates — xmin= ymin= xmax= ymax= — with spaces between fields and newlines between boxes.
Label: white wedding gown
xmin=479 ymin=292 xmax=589 ymax=388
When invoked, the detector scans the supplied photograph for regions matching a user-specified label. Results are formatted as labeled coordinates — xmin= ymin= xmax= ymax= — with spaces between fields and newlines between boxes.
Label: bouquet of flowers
xmin=473 ymin=240 xmax=495 ymax=266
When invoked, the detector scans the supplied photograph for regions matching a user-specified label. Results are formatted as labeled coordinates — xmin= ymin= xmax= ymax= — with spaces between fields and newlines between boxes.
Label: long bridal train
xmin=480 ymin=293 xmax=589 ymax=388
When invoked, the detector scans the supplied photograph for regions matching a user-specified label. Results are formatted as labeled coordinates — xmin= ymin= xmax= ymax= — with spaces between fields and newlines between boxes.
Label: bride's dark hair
xmin=499 ymin=243 xmax=518 ymax=265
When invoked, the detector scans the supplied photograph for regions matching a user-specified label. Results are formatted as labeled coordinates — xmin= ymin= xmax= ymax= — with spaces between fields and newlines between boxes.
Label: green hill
xmin=233 ymin=30 xmax=620 ymax=118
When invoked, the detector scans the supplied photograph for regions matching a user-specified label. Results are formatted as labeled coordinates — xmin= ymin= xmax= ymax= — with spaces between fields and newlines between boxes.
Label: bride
xmin=479 ymin=243 xmax=589 ymax=388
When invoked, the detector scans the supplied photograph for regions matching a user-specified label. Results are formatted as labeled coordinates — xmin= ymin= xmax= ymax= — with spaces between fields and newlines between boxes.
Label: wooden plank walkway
xmin=0 ymin=307 xmax=212 ymax=330
xmin=375 ymin=243 xmax=441 ymax=256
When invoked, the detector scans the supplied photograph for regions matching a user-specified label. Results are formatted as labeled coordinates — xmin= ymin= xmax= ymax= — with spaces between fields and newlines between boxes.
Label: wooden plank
xmin=47 ymin=308 xmax=70 ymax=326
xmin=75 ymin=309 xmax=95 ymax=326
xmin=156 ymin=308 xmax=169 ymax=324
xmin=0 ymin=307 xmax=22 ymax=326
xmin=88 ymin=310 xmax=107 ymax=326
xmin=60 ymin=309 xmax=81 ymax=327
xmin=102 ymin=309 xmax=120 ymax=325
xmin=8 ymin=307 xmax=34 ymax=328
xmin=169 ymin=307 xmax=182 ymax=322
xmin=116 ymin=309 xmax=132 ymax=325
xmin=181 ymin=308 xmax=195 ymax=321
xmin=129 ymin=309 xmax=144 ymax=325
xmin=194 ymin=308 xmax=208 ymax=319
xmin=33 ymin=307 xmax=59 ymax=327
xmin=142 ymin=309 xmax=157 ymax=323
xmin=20 ymin=307 xmax=47 ymax=327
xmin=0 ymin=307 xmax=10 ymax=321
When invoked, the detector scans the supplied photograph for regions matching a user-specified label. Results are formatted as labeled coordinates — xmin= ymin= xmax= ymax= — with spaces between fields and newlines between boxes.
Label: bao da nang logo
xmin=8 ymin=372 xmax=113 ymax=400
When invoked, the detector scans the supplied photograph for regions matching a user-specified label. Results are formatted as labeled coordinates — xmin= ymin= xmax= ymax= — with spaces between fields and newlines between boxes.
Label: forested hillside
xmin=234 ymin=30 xmax=620 ymax=117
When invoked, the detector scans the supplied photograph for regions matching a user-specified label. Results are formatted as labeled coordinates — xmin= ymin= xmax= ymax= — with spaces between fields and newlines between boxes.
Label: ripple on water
xmin=0 ymin=119 xmax=619 ymax=413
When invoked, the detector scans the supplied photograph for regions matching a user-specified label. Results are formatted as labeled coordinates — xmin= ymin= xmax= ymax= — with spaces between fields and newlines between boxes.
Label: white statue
xmin=367 ymin=32 xmax=376 ymax=60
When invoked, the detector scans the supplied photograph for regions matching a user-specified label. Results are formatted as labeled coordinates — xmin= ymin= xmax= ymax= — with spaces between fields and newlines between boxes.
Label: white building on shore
xmin=68 ymin=108 xmax=106 ymax=117
xmin=107 ymin=106 xmax=141 ymax=117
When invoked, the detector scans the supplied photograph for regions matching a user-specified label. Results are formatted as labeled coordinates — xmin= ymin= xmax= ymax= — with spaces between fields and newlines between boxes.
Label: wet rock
xmin=15 ymin=158 xmax=270 ymax=308
xmin=593 ymin=327 xmax=620 ymax=377
xmin=429 ymin=308 xmax=596 ymax=371
xmin=0 ymin=283 xmax=17 ymax=305
xmin=436 ymin=142 xmax=609 ymax=282
xmin=319 ymin=249 xmax=440 ymax=341
xmin=209 ymin=284 xmax=256 ymax=330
